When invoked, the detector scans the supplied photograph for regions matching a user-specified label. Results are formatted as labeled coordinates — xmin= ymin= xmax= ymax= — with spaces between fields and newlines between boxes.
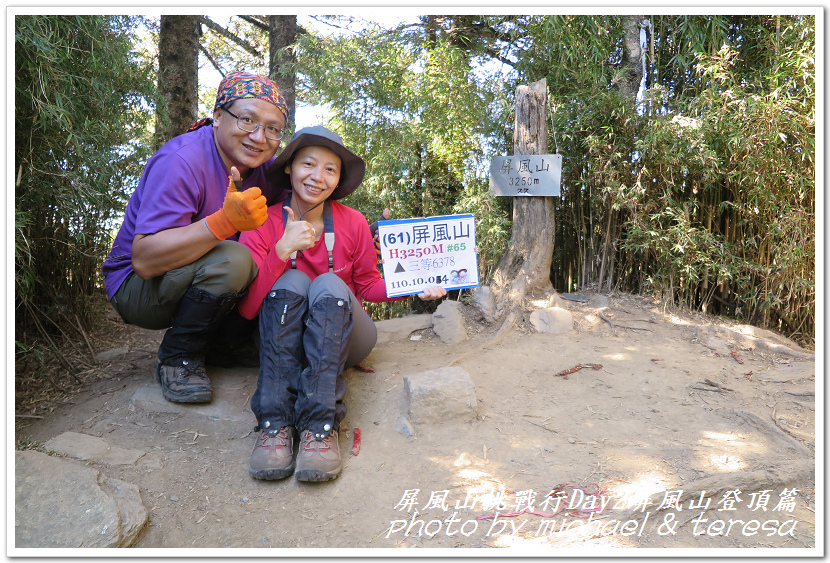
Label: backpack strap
xmin=281 ymin=196 xmax=335 ymax=272
xmin=323 ymin=201 xmax=335 ymax=273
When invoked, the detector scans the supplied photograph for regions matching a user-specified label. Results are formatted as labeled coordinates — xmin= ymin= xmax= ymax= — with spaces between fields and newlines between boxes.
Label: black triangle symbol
xmin=395 ymin=262 xmax=406 ymax=273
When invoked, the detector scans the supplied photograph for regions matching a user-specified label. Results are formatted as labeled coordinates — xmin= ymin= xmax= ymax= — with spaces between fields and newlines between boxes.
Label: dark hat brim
xmin=266 ymin=127 xmax=366 ymax=200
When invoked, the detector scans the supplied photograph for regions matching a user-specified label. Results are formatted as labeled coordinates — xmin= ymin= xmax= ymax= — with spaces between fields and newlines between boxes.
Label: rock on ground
xmin=15 ymin=450 xmax=148 ymax=548
xmin=432 ymin=300 xmax=468 ymax=344
xmin=472 ymin=286 xmax=495 ymax=322
xmin=529 ymin=307 xmax=574 ymax=334
xmin=404 ymin=366 xmax=477 ymax=424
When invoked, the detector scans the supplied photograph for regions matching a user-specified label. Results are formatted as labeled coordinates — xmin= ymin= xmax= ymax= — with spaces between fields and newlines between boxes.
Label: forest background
xmin=13 ymin=11 xmax=818 ymax=399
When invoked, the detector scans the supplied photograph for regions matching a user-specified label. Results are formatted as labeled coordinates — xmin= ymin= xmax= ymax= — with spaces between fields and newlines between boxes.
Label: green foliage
xmin=531 ymin=15 xmax=815 ymax=340
xmin=296 ymin=17 xmax=513 ymax=317
xmin=15 ymin=15 xmax=156 ymax=345
xmin=292 ymin=14 xmax=814 ymax=341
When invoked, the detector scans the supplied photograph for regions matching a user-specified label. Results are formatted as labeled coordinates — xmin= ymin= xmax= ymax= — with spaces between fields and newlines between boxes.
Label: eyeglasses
xmin=222 ymin=107 xmax=286 ymax=141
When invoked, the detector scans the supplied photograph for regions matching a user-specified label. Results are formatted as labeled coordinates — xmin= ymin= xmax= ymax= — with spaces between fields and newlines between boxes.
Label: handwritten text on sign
xmin=378 ymin=214 xmax=479 ymax=297
xmin=489 ymin=154 xmax=562 ymax=197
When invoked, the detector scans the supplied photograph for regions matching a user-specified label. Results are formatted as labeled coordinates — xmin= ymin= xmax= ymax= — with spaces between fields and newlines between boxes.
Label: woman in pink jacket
xmin=238 ymin=126 xmax=445 ymax=482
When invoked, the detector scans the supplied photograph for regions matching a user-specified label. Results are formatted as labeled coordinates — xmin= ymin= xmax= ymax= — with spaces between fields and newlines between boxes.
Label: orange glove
xmin=205 ymin=176 xmax=268 ymax=240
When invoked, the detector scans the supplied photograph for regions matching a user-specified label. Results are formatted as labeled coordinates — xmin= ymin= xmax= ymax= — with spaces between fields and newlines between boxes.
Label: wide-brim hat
xmin=267 ymin=126 xmax=366 ymax=201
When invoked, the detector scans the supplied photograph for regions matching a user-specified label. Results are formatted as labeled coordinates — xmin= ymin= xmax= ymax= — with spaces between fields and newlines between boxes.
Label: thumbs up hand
xmin=205 ymin=167 xmax=268 ymax=240
xmin=275 ymin=205 xmax=317 ymax=261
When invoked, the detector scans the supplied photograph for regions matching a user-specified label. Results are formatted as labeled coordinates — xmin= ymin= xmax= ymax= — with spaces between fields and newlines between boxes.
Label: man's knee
xmin=195 ymin=241 xmax=257 ymax=294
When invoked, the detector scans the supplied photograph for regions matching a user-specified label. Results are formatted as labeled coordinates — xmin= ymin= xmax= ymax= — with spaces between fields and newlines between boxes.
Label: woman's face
xmin=286 ymin=146 xmax=342 ymax=208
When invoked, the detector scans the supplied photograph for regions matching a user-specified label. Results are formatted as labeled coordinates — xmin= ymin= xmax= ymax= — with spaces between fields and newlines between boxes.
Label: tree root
xmin=449 ymin=310 xmax=517 ymax=366
xmin=598 ymin=310 xmax=654 ymax=334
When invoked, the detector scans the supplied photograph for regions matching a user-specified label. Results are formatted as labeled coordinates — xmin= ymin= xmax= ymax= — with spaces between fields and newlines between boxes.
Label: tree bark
xmin=155 ymin=15 xmax=200 ymax=150
xmin=269 ymin=15 xmax=297 ymax=132
xmin=618 ymin=15 xmax=645 ymax=96
xmin=489 ymin=78 xmax=555 ymax=322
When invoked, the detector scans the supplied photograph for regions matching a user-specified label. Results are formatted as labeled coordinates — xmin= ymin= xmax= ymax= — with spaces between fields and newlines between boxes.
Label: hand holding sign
xmin=378 ymin=214 xmax=479 ymax=298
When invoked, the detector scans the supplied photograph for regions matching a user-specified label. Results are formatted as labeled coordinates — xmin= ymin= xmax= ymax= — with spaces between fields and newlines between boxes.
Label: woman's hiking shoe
xmin=249 ymin=426 xmax=295 ymax=480
xmin=295 ymin=429 xmax=342 ymax=482
xmin=154 ymin=360 xmax=212 ymax=403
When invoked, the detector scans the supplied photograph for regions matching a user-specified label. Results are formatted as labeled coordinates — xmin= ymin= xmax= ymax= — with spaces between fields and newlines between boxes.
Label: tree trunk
xmin=617 ymin=15 xmax=645 ymax=96
xmin=155 ymin=15 xmax=200 ymax=150
xmin=489 ymin=78 xmax=555 ymax=323
xmin=269 ymin=15 xmax=297 ymax=132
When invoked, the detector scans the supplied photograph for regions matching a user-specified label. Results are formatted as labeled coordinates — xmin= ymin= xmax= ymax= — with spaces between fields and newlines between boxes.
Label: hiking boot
xmin=295 ymin=429 xmax=342 ymax=482
xmin=154 ymin=359 xmax=212 ymax=403
xmin=249 ymin=425 xmax=295 ymax=480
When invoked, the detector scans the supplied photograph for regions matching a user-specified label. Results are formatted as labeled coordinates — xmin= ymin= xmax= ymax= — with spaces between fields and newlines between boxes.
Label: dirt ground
xmin=14 ymin=292 xmax=818 ymax=554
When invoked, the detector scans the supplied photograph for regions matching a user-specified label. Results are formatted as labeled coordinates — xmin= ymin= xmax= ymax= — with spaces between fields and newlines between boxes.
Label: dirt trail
xmin=15 ymin=293 xmax=817 ymax=552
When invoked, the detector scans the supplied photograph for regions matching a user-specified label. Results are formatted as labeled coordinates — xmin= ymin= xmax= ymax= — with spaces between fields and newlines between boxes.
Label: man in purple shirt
xmin=103 ymin=72 xmax=289 ymax=403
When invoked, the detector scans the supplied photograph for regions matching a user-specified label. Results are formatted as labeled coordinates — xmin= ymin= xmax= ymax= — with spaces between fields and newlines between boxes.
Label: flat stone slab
xmin=15 ymin=450 xmax=148 ymax=548
xmin=375 ymin=314 xmax=433 ymax=345
xmin=130 ymin=367 xmax=257 ymax=422
xmin=404 ymin=366 xmax=477 ymax=424
xmin=45 ymin=432 xmax=146 ymax=466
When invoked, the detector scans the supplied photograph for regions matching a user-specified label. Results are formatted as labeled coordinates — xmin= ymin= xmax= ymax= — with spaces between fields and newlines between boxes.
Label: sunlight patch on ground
xmin=708 ymin=454 xmax=747 ymax=472
xmin=698 ymin=430 xmax=768 ymax=456
xmin=702 ymin=431 xmax=746 ymax=446
xmin=669 ymin=315 xmax=691 ymax=325
xmin=455 ymin=468 xmax=508 ymax=511
xmin=606 ymin=471 xmax=672 ymax=510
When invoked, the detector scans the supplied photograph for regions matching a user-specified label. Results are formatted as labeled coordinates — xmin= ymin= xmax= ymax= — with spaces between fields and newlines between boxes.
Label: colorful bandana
xmin=187 ymin=71 xmax=288 ymax=133
xmin=214 ymin=71 xmax=288 ymax=117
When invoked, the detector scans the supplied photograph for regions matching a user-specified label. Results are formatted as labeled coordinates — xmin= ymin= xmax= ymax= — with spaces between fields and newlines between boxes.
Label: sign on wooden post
xmin=489 ymin=154 xmax=561 ymax=197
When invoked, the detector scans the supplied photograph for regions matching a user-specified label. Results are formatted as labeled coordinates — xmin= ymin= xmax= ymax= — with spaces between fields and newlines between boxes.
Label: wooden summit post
xmin=489 ymin=78 xmax=556 ymax=327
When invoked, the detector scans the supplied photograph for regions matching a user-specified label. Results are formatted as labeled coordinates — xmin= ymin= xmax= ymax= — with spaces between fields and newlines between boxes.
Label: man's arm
xmin=131 ymin=221 xmax=221 ymax=280
xmin=132 ymin=167 xmax=267 ymax=280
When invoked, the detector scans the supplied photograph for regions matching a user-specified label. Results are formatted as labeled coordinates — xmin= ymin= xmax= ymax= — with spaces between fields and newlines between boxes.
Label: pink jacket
xmin=238 ymin=199 xmax=403 ymax=319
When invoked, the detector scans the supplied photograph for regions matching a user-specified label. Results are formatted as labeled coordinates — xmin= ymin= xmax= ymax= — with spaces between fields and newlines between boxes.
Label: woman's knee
xmin=308 ymin=272 xmax=350 ymax=303
xmin=271 ymin=268 xmax=311 ymax=296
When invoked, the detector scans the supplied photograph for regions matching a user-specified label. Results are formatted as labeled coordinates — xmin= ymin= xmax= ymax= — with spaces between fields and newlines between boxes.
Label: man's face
xmin=212 ymin=98 xmax=285 ymax=175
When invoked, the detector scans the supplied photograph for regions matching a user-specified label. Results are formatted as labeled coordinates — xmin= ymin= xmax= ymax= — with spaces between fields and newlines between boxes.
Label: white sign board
xmin=378 ymin=214 xmax=479 ymax=298
xmin=489 ymin=154 xmax=562 ymax=197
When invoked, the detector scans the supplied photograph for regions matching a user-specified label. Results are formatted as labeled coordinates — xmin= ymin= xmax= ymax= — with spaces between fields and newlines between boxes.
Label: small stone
xmin=169 ymin=495 xmax=178 ymax=502
xmin=241 ymin=497 xmax=248 ymax=503
xmin=567 ymin=437 xmax=576 ymax=444
xmin=394 ymin=416 xmax=416 ymax=440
